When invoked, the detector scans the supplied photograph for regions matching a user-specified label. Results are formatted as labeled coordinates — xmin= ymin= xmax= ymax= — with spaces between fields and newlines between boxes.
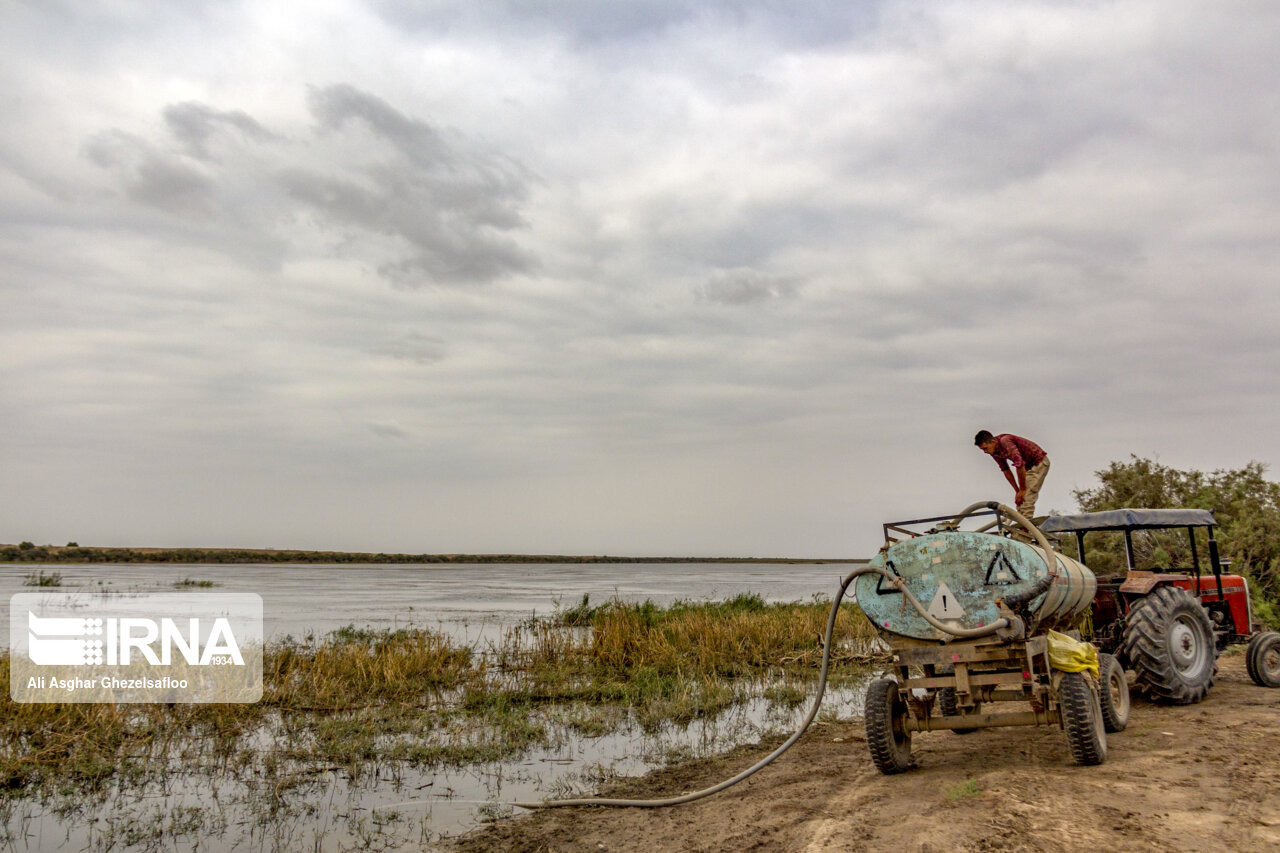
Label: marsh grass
xmin=485 ymin=593 xmax=878 ymax=729
xmin=173 ymin=577 xmax=218 ymax=588
xmin=2 ymin=595 xmax=885 ymax=846
xmin=265 ymin=625 xmax=474 ymax=708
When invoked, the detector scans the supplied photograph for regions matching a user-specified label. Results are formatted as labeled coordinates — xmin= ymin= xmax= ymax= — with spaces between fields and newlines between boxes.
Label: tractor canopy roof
xmin=1039 ymin=508 xmax=1216 ymax=533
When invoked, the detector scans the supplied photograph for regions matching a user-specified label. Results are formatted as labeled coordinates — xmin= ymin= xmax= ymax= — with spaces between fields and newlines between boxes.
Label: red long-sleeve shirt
xmin=990 ymin=434 xmax=1047 ymax=472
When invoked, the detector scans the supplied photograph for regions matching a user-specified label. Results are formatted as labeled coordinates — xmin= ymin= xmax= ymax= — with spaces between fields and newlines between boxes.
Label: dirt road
xmin=452 ymin=653 xmax=1279 ymax=852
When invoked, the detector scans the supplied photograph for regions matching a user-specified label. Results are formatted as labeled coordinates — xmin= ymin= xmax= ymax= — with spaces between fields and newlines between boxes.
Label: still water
xmin=3 ymin=562 xmax=872 ymax=852
xmin=1 ymin=561 xmax=863 ymax=641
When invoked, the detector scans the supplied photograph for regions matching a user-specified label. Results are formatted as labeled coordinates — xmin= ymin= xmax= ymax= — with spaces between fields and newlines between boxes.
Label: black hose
xmin=1001 ymin=574 xmax=1053 ymax=611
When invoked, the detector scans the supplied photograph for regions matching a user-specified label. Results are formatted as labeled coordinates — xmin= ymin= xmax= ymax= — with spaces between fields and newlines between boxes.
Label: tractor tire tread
xmin=1097 ymin=652 xmax=1130 ymax=733
xmin=1246 ymin=633 xmax=1262 ymax=684
xmin=1246 ymin=632 xmax=1280 ymax=688
xmin=1059 ymin=670 xmax=1106 ymax=766
xmin=1121 ymin=585 xmax=1217 ymax=704
xmin=865 ymin=678 xmax=912 ymax=774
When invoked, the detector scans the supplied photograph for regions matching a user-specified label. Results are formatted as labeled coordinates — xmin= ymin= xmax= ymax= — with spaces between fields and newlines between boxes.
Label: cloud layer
xmin=2 ymin=0 xmax=1278 ymax=556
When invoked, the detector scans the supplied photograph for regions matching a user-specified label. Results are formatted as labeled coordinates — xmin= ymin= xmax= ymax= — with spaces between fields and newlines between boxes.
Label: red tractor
xmin=1039 ymin=508 xmax=1280 ymax=699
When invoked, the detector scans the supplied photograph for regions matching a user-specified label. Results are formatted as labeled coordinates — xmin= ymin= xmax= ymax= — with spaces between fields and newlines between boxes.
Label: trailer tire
xmin=1097 ymin=653 xmax=1129 ymax=733
xmin=1121 ymin=585 xmax=1217 ymax=704
xmin=865 ymin=678 xmax=912 ymax=774
xmin=1247 ymin=631 xmax=1280 ymax=688
xmin=1059 ymin=670 xmax=1106 ymax=766
xmin=936 ymin=687 xmax=980 ymax=734
xmin=936 ymin=664 xmax=980 ymax=734
xmin=1246 ymin=632 xmax=1263 ymax=684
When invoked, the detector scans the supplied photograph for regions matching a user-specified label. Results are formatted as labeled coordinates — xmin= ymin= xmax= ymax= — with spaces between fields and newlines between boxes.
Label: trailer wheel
xmin=938 ymin=687 xmax=982 ymax=734
xmin=1097 ymin=653 xmax=1129 ymax=733
xmin=936 ymin=664 xmax=980 ymax=734
xmin=865 ymin=678 xmax=912 ymax=774
xmin=1121 ymin=585 xmax=1217 ymax=704
xmin=1246 ymin=632 xmax=1280 ymax=688
xmin=1059 ymin=670 xmax=1106 ymax=766
xmin=1246 ymin=632 xmax=1263 ymax=684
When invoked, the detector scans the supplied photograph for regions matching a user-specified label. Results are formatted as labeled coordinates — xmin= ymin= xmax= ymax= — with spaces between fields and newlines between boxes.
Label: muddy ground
xmin=451 ymin=653 xmax=1279 ymax=852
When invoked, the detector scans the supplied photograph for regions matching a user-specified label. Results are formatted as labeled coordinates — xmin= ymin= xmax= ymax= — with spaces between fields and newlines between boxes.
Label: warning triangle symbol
xmin=985 ymin=552 xmax=1022 ymax=585
xmin=926 ymin=581 xmax=966 ymax=620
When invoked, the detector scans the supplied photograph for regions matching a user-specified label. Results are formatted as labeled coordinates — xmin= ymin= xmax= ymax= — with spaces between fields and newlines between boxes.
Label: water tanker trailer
xmin=854 ymin=501 xmax=1127 ymax=773
xmin=513 ymin=501 xmax=1125 ymax=811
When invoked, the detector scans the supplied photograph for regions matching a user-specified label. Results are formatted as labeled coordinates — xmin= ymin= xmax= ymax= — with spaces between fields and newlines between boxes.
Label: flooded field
xmin=3 ymin=562 xmax=880 ymax=851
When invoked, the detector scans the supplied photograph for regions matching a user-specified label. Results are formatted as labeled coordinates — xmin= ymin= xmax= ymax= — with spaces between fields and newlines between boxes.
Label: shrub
xmin=1072 ymin=456 xmax=1280 ymax=628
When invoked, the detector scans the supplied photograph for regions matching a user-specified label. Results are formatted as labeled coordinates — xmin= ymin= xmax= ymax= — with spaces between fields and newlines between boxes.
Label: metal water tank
xmin=853 ymin=531 xmax=1096 ymax=642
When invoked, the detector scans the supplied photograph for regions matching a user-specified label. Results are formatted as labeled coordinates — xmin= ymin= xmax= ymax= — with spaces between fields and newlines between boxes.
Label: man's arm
xmin=995 ymin=436 xmax=1027 ymax=503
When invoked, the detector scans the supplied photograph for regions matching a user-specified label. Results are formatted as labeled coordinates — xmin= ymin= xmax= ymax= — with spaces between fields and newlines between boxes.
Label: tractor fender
xmin=1118 ymin=571 xmax=1190 ymax=595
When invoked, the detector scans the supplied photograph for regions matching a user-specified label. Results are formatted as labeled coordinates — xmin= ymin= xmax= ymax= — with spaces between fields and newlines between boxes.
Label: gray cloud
xmin=283 ymin=85 xmax=535 ymax=286
xmin=163 ymin=102 xmax=276 ymax=161
xmin=697 ymin=268 xmax=798 ymax=305
xmin=366 ymin=421 xmax=411 ymax=439
xmin=371 ymin=333 xmax=447 ymax=365
xmin=367 ymin=0 xmax=882 ymax=47
xmin=84 ymin=130 xmax=217 ymax=216
xmin=77 ymin=85 xmax=536 ymax=286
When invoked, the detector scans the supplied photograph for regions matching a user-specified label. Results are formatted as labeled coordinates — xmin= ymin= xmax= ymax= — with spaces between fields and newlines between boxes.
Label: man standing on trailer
xmin=974 ymin=430 xmax=1051 ymax=519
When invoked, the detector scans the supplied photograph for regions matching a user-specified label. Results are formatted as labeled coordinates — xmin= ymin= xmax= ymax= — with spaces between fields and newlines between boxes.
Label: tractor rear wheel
xmin=865 ymin=678 xmax=912 ymax=774
xmin=1121 ymin=585 xmax=1217 ymax=704
xmin=1058 ymin=670 xmax=1106 ymax=765
xmin=1097 ymin=653 xmax=1130 ymax=732
xmin=1247 ymin=632 xmax=1280 ymax=688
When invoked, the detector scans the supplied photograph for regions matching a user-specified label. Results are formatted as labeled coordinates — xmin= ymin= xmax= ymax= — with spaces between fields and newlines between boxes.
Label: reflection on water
xmin=2 ymin=563 xmax=871 ymax=851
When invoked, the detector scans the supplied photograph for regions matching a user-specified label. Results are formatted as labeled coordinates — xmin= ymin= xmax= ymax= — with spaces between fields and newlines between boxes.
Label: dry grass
xmin=264 ymin=625 xmax=474 ymax=709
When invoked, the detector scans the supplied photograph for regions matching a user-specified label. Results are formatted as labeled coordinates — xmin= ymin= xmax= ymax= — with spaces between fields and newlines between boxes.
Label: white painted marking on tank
xmin=927 ymin=581 xmax=966 ymax=619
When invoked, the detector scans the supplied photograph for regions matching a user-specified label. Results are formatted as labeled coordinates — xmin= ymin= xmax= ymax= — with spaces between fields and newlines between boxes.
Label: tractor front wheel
xmin=865 ymin=678 xmax=913 ymax=774
xmin=1122 ymin=585 xmax=1218 ymax=704
xmin=1059 ymin=670 xmax=1107 ymax=765
xmin=1246 ymin=631 xmax=1280 ymax=688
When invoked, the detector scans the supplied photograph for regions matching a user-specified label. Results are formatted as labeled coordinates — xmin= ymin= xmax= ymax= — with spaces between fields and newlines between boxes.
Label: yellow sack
xmin=1047 ymin=630 xmax=1099 ymax=678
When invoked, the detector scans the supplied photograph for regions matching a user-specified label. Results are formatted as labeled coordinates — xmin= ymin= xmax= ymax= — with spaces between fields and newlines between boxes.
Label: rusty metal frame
xmin=882 ymin=508 xmax=1002 ymax=546
xmin=889 ymin=635 xmax=1067 ymax=733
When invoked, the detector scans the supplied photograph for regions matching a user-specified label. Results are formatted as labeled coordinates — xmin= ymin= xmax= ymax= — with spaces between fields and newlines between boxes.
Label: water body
xmin=2 ymin=562 xmax=873 ymax=851
xmin=1 ymin=561 xmax=863 ymax=642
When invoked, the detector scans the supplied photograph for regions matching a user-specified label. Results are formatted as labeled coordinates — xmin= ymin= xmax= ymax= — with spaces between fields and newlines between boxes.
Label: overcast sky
xmin=2 ymin=0 xmax=1277 ymax=558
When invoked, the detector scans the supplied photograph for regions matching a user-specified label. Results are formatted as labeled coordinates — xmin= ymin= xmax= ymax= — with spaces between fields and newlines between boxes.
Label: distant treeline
xmin=0 ymin=542 xmax=858 ymax=565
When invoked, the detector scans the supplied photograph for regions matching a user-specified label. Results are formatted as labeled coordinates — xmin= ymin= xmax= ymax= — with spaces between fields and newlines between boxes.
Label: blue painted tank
xmin=853 ymin=531 xmax=1096 ymax=641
